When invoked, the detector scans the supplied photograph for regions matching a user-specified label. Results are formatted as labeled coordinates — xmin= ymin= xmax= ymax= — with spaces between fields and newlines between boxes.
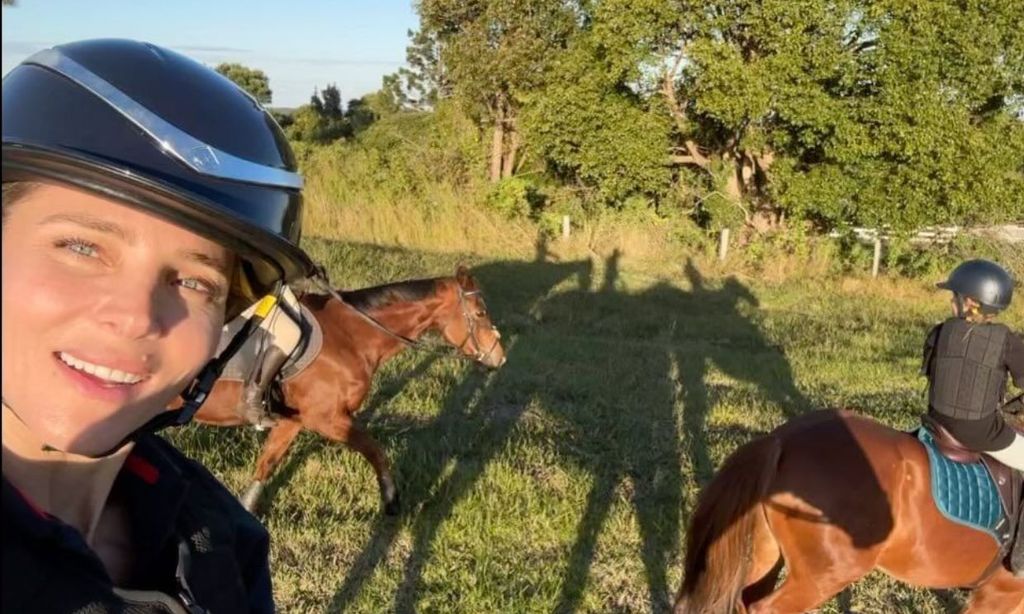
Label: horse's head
xmin=437 ymin=266 xmax=506 ymax=369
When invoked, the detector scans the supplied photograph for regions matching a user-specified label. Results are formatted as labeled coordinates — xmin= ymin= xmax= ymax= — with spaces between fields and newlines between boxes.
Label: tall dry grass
xmin=298 ymin=137 xmax=1024 ymax=295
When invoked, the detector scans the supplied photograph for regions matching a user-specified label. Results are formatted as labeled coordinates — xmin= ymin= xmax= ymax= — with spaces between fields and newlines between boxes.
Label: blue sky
xmin=1 ymin=0 xmax=419 ymax=108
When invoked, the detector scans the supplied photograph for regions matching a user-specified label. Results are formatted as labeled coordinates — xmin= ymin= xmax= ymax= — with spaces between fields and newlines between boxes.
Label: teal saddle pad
xmin=917 ymin=429 xmax=1003 ymax=541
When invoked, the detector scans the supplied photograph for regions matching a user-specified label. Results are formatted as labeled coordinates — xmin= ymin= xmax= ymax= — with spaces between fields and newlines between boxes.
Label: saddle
xmin=920 ymin=414 xmax=1022 ymax=572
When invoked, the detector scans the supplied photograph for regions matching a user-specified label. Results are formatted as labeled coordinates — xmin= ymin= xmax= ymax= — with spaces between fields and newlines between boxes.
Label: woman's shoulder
xmin=132 ymin=433 xmax=222 ymax=485
xmin=131 ymin=434 xmax=265 ymax=532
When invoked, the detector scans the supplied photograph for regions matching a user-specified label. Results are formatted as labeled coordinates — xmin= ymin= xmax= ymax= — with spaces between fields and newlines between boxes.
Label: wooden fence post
xmin=718 ymin=228 xmax=730 ymax=261
xmin=561 ymin=215 xmax=571 ymax=240
xmin=872 ymin=236 xmax=882 ymax=278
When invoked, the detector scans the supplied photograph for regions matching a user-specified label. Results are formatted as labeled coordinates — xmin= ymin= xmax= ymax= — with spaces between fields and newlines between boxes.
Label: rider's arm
xmin=921 ymin=324 xmax=941 ymax=376
xmin=1007 ymin=331 xmax=1024 ymax=389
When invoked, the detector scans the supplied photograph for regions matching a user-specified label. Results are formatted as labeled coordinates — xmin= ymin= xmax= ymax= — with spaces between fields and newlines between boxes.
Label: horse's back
xmin=772 ymin=410 xmax=911 ymax=486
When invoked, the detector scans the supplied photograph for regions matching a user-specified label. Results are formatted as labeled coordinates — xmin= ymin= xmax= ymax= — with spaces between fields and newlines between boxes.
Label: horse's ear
xmin=455 ymin=264 xmax=471 ymax=286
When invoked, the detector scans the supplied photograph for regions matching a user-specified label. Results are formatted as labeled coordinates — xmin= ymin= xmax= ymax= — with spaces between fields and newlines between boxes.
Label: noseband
xmin=451 ymin=286 xmax=503 ymax=365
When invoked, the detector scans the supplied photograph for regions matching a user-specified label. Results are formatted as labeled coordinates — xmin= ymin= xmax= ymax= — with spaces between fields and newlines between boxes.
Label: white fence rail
xmin=830 ymin=224 xmax=1024 ymax=246
xmin=827 ymin=224 xmax=1023 ymax=277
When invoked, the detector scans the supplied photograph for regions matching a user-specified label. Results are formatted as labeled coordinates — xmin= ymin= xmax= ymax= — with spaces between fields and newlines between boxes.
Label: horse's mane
xmin=339 ymin=278 xmax=441 ymax=311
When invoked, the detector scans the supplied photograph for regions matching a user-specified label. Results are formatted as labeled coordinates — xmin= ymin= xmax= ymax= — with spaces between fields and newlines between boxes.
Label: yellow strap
xmin=253 ymin=295 xmax=278 ymax=319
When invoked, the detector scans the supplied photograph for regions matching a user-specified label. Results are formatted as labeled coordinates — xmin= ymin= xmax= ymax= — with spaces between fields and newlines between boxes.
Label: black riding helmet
xmin=2 ymin=39 xmax=315 ymax=306
xmin=937 ymin=259 xmax=1014 ymax=315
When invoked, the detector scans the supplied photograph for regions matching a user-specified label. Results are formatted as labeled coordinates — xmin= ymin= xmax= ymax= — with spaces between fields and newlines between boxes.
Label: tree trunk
xmin=501 ymin=122 xmax=520 ymax=178
xmin=662 ymin=51 xmax=710 ymax=170
xmin=723 ymin=152 xmax=744 ymax=204
xmin=740 ymin=154 xmax=755 ymax=189
xmin=742 ymin=149 xmax=781 ymax=233
xmin=489 ymin=97 xmax=505 ymax=183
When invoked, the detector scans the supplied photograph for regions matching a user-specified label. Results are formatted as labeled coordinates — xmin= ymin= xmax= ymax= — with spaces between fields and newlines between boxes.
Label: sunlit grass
xmin=170 ymin=239 xmax=1022 ymax=613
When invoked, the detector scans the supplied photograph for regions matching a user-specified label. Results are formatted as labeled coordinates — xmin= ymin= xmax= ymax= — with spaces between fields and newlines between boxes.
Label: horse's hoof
xmin=241 ymin=481 xmax=265 ymax=513
xmin=383 ymin=493 xmax=401 ymax=516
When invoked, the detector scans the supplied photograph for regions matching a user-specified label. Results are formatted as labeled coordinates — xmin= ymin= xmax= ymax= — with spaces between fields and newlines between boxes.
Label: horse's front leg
xmin=317 ymin=415 xmax=399 ymax=516
xmin=241 ymin=418 xmax=303 ymax=513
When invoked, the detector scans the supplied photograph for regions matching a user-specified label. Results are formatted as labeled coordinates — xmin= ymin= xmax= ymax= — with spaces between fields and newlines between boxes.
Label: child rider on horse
xmin=923 ymin=258 xmax=1024 ymax=576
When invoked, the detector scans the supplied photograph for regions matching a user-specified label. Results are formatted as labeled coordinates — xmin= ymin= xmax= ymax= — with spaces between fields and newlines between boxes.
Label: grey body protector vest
xmin=923 ymin=318 xmax=1009 ymax=420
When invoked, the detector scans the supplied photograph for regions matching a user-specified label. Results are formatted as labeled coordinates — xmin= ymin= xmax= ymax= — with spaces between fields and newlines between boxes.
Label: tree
xmin=526 ymin=0 xmax=1024 ymax=229
xmin=383 ymin=28 xmax=451 ymax=111
xmin=287 ymin=85 xmax=350 ymax=143
xmin=655 ymin=0 xmax=1024 ymax=231
xmin=309 ymin=87 xmax=324 ymax=115
xmin=525 ymin=38 xmax=674 ymax=206
xmin=215 ymin=62 xmax=272 ymax=105
xmin=344 ymin=0 xmax=1024 ymax=230
xmin=270 ymin=110 xmax=294 ymax=130
xmin=319 ymin=84 xmax=343 ymax=119
xmin=416 ymin=0 xmax=581 ymax=181
xmin=776 ymin=0 xmax=1024 ymax=230
xmin=345 ymin=97 xmax=379 ymax=135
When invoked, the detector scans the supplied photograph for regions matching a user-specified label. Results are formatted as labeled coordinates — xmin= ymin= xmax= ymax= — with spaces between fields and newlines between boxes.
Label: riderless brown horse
xmin=192 ymin=267 xmax=506 ymax=514
xmin=675 ymin=409 xmax=1024 ymax=614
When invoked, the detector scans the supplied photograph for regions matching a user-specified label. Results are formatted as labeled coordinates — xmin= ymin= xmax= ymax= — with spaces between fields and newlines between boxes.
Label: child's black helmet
xmin=937 ymin=259 xmax=1014 ymax=314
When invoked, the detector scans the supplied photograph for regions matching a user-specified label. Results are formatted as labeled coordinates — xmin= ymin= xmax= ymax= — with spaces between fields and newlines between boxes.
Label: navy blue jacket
xmin=2 ymin=433 xmax=273 ymax=613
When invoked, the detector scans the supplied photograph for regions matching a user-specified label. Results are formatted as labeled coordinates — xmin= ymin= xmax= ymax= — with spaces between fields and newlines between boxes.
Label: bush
xmin=886 ymin=235 xmax=1024 ymax=281
xmin=485 ymin=177 xmax=543 ymax=219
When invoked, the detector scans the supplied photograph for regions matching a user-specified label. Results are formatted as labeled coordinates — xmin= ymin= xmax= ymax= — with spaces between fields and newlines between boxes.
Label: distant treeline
xmin=219 ymin=1 xmax=1024 ymax=236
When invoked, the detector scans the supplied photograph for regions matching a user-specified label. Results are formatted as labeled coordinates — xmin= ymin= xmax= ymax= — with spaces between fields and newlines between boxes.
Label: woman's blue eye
xmin=180 ymin=278 xmax=211 ymax=293
xmin=57 ymin=238 xmax=99 ymax=258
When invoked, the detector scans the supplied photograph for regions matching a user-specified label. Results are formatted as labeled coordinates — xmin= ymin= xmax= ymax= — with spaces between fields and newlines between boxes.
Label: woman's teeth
xmin=58 ymin=352 xmax=146 ymax=385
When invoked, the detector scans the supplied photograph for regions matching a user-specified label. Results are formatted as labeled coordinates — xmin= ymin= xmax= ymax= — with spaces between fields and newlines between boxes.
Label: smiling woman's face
xmin=1 ymin=182 xmax=233 ymax=455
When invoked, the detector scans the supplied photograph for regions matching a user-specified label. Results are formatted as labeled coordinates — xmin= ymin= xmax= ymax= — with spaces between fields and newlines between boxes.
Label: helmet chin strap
xmin=5 ymin=361 xmax=234 ymax=458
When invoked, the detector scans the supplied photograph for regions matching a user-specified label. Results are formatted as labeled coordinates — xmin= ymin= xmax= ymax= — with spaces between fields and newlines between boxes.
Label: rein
xmin=1003 ymin=392 xmax=1024 ymax=415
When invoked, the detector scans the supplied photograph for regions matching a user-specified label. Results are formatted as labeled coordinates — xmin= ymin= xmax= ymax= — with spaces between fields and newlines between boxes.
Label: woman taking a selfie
xmin=2 ymin=39 xmax=314 ymax=613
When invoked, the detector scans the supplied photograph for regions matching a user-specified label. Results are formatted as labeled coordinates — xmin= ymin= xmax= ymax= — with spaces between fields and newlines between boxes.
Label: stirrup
xmin=246 ymin=409 xmax=277 ymax=431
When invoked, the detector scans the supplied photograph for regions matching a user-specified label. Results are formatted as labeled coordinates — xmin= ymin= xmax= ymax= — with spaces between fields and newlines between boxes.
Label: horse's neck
xmin=363 ymin=297 xmax=444 ymax=363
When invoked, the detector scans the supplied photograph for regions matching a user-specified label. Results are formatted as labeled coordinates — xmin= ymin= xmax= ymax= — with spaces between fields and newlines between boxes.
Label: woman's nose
xmin=93 ymin=279 xmax=164 ymax=339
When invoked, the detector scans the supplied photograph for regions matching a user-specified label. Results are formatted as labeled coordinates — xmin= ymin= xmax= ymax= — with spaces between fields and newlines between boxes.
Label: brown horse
xmin=193 ymin=267 xmax=506 ymax=514
xmin=675 ymin=409 xmax=1024 ymax=614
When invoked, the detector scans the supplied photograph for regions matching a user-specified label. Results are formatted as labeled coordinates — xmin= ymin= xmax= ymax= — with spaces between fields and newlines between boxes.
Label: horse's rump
xmin=676 ymin=410 xmax=1019 ymax=613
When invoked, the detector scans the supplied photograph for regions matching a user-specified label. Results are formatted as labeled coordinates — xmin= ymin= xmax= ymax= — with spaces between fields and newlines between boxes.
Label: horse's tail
xmin=675 ymin=435 xmax=783 ymax=614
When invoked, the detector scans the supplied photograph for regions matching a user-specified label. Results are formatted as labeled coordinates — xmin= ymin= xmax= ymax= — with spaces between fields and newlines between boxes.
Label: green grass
xmin=169 ymin=238 xmax=1023 ymax=613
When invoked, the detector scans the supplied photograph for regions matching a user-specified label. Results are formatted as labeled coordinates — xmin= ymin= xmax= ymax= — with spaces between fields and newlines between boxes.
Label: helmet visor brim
xmin=3 ymin=144 xmax=314 ymax=296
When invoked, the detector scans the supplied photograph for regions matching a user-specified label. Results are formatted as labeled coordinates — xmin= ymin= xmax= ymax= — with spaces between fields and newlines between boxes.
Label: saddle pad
xmin=280 ymin=304 xmax=324 ymax=381
xmin=219 ymin=303 xmax=323 ymax=383
xmin=917 ymin=429 xmax=1003 ymax=542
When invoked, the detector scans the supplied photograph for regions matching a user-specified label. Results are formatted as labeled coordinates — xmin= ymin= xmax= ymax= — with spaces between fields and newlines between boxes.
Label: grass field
xmin=169 ymin=236 xmax=1023 ymax=614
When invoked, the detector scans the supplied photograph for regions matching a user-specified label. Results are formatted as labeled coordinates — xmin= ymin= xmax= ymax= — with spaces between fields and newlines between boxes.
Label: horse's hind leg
xmin=741 ymin=504 xmax=784 ymax=608
xmin=315 ymin=415 xmax=399 ymax=516
xmin=747 ymin=506 xmax=870 ymax=613
xmin=242 ymin=418 xmax=303 ymax=513
xmin=747 ymin=571 xmax=851 ymax=614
